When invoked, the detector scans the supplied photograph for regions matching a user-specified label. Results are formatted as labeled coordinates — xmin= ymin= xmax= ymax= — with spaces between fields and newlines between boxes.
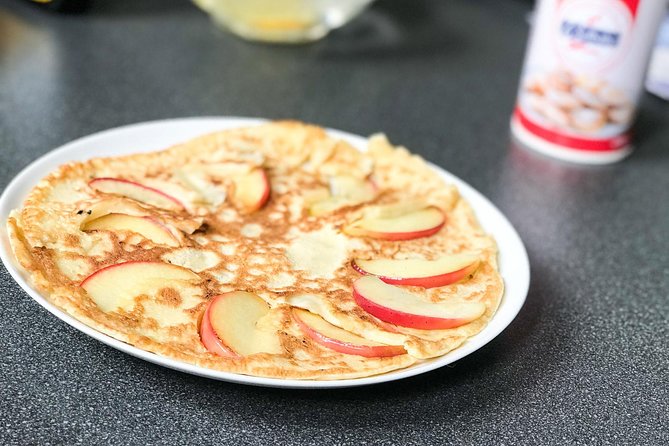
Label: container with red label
xmin=511 ymin=0 xmax=668 ymax=164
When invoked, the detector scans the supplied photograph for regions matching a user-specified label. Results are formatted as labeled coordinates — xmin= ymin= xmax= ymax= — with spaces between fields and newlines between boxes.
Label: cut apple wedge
xmin=80 ymin=198 xmax=202 ymax=236
xmin=80 ymin=261 xmax=199 ymax=312
xmin=80 ymin=197 xmax=147 ymax=223
xmin=202 ymin=291 xmax=282 ymax=357
xmin=344 ymin=206 xmax=445 ymax=241
xmin=352 ymin=254 xmax=479 ymax=288
xmin=89 ymin=178 xmax=185 ymax=211
xmin=199 ymin=299 xmax=238 ymax=358
xmin=352 ymin=276 xmax=485 ymax=329
xmin=292 ymin=308 xmax=405 ymax=358
xmin=82 ymin=213 xmax=179 ymax=247
xmin=231 ymin=168 xmax=271 ymax=213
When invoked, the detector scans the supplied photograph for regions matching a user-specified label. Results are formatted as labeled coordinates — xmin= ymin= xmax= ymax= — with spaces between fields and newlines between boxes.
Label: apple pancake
xmin=6 ymin=121 xmax=503 ymax=380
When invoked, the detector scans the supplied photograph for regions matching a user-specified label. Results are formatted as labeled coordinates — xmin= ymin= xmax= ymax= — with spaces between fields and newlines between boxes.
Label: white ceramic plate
xmin=0 ymin=117 xmax=530 ymax=389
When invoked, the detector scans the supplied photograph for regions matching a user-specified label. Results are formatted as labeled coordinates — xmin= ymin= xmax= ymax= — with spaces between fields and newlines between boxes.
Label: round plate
xmin=0 ymin=117 xmax=530 ymax=389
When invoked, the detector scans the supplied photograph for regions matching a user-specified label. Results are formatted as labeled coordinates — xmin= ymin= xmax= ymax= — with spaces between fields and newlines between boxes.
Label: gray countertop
xmin=1 ymin=0 xmax=667 ymax=444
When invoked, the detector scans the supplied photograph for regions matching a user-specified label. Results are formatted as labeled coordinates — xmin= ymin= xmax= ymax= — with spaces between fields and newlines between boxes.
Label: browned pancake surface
xmin=7 ymin=121 xmax=503 ymax=379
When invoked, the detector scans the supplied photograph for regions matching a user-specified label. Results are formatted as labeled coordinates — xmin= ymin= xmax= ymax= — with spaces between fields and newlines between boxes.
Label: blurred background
xmin=1 ymin=0 xmax=666 ymax=166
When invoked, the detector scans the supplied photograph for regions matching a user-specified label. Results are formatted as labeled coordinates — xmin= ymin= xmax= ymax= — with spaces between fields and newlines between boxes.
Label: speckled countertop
xmin=0 ymin=0 xmax=667 ymax=444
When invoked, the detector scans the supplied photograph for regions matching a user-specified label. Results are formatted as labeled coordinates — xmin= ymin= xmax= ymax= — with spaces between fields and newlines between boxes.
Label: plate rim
xmin=0 ymin=117 xmax=530 ymax=389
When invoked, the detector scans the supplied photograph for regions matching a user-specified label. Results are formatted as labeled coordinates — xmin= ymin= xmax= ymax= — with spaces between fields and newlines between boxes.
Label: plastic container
xmin=646 ymin=11 xmax=669 ymax=100
xmin=192 ymin=0 xmax=374 ymax=43
xmin=511 ymin=0 xmax=668 ymax=164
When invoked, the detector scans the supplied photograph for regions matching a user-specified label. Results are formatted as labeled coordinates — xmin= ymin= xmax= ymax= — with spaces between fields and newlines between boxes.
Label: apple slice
xmin=89 ymin=178 xmax=184 ymax=211
xmin=231 ymin=168 xmax=270 ymax=213
xmin=199 ymin=299 xmax=238 ymax=358
xmin=292 ymin=308 xmax=405 ymax=358
xmin=80 ymin=197 xmax=146 ymax=223
xmin=81 ymin=198 xmax=203 ymax=235
xmin=351 ymin=254 xmax=479 ymax=288
xmin=344 ymin=206 xmax=445 ymax=241
xmin=80 ymin=261 xmax=199 ymax=312
xmin=82 ymin=213 xmax=179 ymax=247
xmin=352 ymin=276 xmax=485 ymax=329
xmin=204 ymin=291 xmax=282 ymax=356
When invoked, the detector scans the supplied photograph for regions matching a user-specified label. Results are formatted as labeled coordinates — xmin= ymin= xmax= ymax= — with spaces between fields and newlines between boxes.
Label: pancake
xmin=6 ymin=121 xmax=503 ymax=380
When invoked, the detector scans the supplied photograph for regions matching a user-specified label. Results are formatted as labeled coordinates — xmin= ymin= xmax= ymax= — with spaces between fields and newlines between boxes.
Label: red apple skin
xmin=232 ymin=168 xmax=272 ymax=213
xmin=79 ymin=260 xmax=197 ymax=287
xmin=249 ymin=168 xmax=271 ymax=212
xmin=351 ymin=260 xmax=479 ymax=288
xmin=141 ymin=216 xmax=180 ymax=242
xmin=82 ymin=213 xmax=179 ymax=246
xmin=352 ymin=286 xmax=475 ymax=330
xmin=79 ymin=263 xmax=116 ymax=288
xmin=370 ymin=316 xmax=401 ymax=334
xmin=199 ymin=296 xmax=239 ymax=358
xmin=368 ymin=178 xmax=379 ymax=193
xmin=79 ymin=260 xmax=149 ymax=287
xmin=366 ymin=221 xmax=445 ymax=241
xmin=291 ymin=310 xmax=405 ymax=358
xmin=89 ymin=177 xmax=185 ymax=210
xmin=346 ymin=210 xmax=446 ymax=241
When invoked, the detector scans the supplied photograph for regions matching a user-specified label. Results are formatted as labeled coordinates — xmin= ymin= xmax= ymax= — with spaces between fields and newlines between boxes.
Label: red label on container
xmin=558 ymin=0 xmax=638 ymax=17
xmin=622 ymin=0 xmax=640 ymax=17
xmin=514 ymin=107 xmax=630 ymax=152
